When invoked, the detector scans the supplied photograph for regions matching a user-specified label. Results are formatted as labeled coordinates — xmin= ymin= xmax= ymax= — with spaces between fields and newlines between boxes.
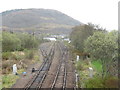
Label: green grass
xmin=85 ymin=76 xmax=104 ymax=88
xmin=2 ymin=69 xmax=25 ymax=88
xmin=2 ymin=49 xmax=41 ymax=88
xmin=75 ymin=60 xmax=91 ymax=88
xmin=2 ymin=74 xmax=19 ymax=88
xmin=75 ymin=59 xmax=118 ymax=88
xmin=91 ymin=60 xmax=102 ymax=72
xmin=85 ymin=76 xmax=119 ymax=88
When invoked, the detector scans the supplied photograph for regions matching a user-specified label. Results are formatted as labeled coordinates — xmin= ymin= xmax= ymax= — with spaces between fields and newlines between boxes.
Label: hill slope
xmin=2 ymin=9 xmax=82 ymax=34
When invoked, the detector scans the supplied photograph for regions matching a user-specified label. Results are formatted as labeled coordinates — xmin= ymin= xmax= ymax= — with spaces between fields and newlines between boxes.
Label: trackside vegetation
xmin=70 ymin=23 xmax=118 ymax=88
xmin=2 ymin=31 xmax=45 ymax=88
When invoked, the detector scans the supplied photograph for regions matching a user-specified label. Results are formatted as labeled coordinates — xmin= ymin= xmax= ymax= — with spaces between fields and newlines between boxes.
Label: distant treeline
xmin=2 ymin=31 xmax=44 ymax=52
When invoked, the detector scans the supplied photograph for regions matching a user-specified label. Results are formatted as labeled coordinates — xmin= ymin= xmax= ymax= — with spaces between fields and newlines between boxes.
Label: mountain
xmin=1 ymin=9 xmax=83 ymax=34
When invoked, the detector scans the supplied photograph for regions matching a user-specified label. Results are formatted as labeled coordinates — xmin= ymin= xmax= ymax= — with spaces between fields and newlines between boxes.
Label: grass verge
xmin=2 ymin=49 xmax=41 ymax=88
xmin=2 ymin=69 xmax=25 ymax=88
xmin=91 ymin=60 xmax=102 ymax=72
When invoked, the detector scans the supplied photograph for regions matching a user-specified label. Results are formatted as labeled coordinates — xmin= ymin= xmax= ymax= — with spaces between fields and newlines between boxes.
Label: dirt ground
xmin=12 ymin=61 xmax=42 ymax=88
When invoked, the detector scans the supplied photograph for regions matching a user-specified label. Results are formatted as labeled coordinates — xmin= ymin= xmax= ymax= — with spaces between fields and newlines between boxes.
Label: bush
xmin=2 ymin=32 xmax=40 ymax=52
xmin=2 ymin=74 xmax=19 ymax=88
xmin=76 ymin=60 xmax=90 ymax=71
xmin=2 ymin=32 xmax=21 ymax=52
xmin=2 ymin=60 xmax=16 ymax=74
xmin=13 ymin=55 xmax=24 ymax=61
xmin=2 ymin=52 xmax=12 ymax=60
xmin=70 ymin=23 xmax=106 ymax=52
xmin=85 ymin=76 xmax=119 ymax=88
xmin=85 ymin=77 xmax=104 ymax=88
xmin=84 ymin=31 xmax=118 ymax=77
xmin=2 ymin=52 xmax=24 ymax=61
xmin=76 ymin=61 xmax=84 ymax=71
xmin=25 ymin=50 xmax=34 ymax=59
xmin=17 ymin=33 xmax=40 ymax=49
xmin=104 ymin=76 xmax=119 ymax=88
xmin=34 ymin=55 xmax=39 ymax=61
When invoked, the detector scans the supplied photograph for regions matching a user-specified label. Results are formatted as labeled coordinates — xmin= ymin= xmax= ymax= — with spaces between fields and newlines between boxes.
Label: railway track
xmin=24 ymin=43 xmax=55 ymax=90
xmin=39 ymin=42 xmax=55 ymax=57
xmin=24 ymin=42 xmax=76 ymax=90
xmin=50 ymin=42 xmax=67 ymax=89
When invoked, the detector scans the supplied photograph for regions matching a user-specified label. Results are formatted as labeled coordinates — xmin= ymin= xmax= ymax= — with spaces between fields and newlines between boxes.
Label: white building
xmin=44 ymin=37 xmax=56 ymax=41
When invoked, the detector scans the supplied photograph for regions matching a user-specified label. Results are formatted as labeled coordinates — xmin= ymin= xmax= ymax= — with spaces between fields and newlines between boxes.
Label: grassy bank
xmin=2 ymin=69 xmax=24 ymax=88
xmin=2 ymin=49 xmax=41 ymax=88
xmin=75 ymin=58 xmax=118 ymax=88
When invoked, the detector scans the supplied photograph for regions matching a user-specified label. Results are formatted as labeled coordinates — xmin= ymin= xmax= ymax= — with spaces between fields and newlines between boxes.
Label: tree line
xmin=2 ymin=31 xmax=42 ymax=52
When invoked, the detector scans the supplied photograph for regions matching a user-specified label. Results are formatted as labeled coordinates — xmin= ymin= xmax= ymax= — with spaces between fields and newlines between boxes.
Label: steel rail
xmin=24 ymin=42 xmax=55 ymax=90
xmin=50 ymin=42 xmax=67 ymax=90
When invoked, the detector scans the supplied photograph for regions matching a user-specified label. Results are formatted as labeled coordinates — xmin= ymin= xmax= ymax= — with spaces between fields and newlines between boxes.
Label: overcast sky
xmin=1 ymin=0 xmax=119 ymax=31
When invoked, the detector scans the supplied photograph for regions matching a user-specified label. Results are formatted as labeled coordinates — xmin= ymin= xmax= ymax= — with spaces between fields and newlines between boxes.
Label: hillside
xmin=1 ymin=9 xmax=83 ymax=34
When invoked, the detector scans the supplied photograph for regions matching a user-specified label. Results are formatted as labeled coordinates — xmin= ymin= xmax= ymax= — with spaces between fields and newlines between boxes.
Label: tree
xmin=70 ymin=23 xmax=106 ymax=53
xmin=16 ymin=33 xmax=39 ymax=49
xmin=2 ymin=32 xmax=21 ymax=52
xmin=84 ymin=31 xmax=118 ymax=77
xmin=2 ymin=32 xmax=40 ymax=52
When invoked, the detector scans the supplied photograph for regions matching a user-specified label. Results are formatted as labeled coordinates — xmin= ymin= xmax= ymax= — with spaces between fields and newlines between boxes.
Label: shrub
xmin=2 ymin=60 xmax=16 ymax=74
xmin=70 ymin=23 xmax=106 ymax=52
xmin=34 ymin=55 xmax=39 ymax=62
xmin=17 ymin=33 xmax=39 ymax=49
xmin=2 ymin=52 xmax=13 ymax=60
xmin=104 ymin=76 xmax=119 ymax=88
xmin=85 ymin=76 xmax=119 ymax=88
xmin=14 ymin=55 xmax=24 ymax=61
xmin=25 ymin=50 xmax=34 ymax=59
xmin=2 ymin=74 xmax=19 ymax=88
xmin=85 ymin=77 xmax=104 ymax=88
xmin=2 ymin=32 xmax=40 ymax=52
xmin=2 ymin=52 xmax=24 ymax=61
xmin=76 ymin=61 xmax=84 ymax=71
xmin=2 ymin=32 xmax=21 ymax=52
xmin=84 ymin=31 xmax=118 ymax=77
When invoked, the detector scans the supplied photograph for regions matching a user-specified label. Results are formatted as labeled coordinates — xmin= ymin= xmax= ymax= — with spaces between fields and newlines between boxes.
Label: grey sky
xmin=1 ymin=0 xmax=119 ymax=31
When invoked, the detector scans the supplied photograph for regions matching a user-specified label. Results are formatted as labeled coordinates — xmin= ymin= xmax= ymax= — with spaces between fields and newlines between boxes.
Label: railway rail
xmin=50 ymin=42 xmax=67 ymax=89
xmin=24 ymin=42 xmax=76 ymax=90
xmin=24 ymin=43 xmax=55 ymax=90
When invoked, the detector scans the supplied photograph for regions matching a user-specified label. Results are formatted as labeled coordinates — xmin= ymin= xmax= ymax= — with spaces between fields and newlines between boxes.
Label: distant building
xmin=43 ymin=37 xmax=56 ymax=41
xmin=64 ymin=38 xmax=71 ymax=43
